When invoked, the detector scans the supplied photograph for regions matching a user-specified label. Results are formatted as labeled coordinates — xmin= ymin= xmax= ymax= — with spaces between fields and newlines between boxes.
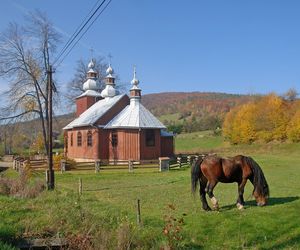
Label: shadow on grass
xmin=0 ymin=230 xmax=17 ymax=250
xmin=267 ymin=234 xmax=300 ymax=249
xmin=221 ymin=196 xmax=299 ymax=211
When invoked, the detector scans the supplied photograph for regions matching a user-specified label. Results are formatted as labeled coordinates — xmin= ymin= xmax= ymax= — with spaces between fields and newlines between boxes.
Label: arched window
xmin=87 ymin=130 xmax=92 ymax=147
xmin=70 ymin=133 xmax=73 ymax=146
xmin=65 ymin=135 xmax=68 ymax=148
xmin=111 ymin=131 xmax=118 ymax=147
xmin=77 ymin=132 xmax=82 ymax=147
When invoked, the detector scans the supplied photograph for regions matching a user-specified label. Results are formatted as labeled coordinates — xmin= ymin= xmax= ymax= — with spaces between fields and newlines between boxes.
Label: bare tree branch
xmin=0 ymin=10 xmax=61 ymax=155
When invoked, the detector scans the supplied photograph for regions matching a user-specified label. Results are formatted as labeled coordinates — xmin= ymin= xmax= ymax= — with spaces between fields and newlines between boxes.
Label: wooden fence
xmin=13 ymin=157 xmax=47 ymax=172
xmin=12 ymin=154 xmax=207 ymax=173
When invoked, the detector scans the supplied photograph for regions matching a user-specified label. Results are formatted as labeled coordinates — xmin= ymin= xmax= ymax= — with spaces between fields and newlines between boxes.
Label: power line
xmin=55 ymin=0 xmax=112 ymax=69
xmin=53 ymin=0 xmax=109 ymax=67
xmin=54 ymin=0 xmax=103 ymax=64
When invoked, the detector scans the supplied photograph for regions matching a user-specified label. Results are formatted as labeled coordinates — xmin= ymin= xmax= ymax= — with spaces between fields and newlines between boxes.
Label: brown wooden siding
xmin=140 ymin=129 xmax=161 ymax=160
xmin=66 ymin=127 xmax=99 ymax=159
xmin=76 ymin=96 xmax=100 ymax=117
xmin=108 ymin=129 xmax=140 ymax=161
xmin=99 ymin=129 xmax=109 ymax=160
xmin=161 ymin=136 xmax=174 ymax=158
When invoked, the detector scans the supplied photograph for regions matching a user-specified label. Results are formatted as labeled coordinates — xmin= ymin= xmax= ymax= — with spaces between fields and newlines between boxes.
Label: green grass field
xmin=1 ymin=133 xmax=300 ymax=249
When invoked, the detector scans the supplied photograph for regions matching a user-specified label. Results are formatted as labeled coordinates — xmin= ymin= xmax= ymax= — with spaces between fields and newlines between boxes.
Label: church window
xmin=70 ymin=133 xmax=73 ymax=146
xmin=77 ymin=132 xmax=82 ymax=147
xmin=146 ymin=130 xmax=155 ymax=147
xmin=111 ymin=131 xmax=118 ymax=147
xmin=87 ymin=131 xmax=92 ymax=147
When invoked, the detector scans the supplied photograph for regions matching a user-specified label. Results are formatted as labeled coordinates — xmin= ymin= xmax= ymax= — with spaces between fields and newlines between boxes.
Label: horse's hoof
xmin=203 ymin=206 xmax=212 ymax=211
xmin=237 ymin=203 xmax=244 ymax=210
xmin=213 ymin=205 xmax=219 ymax=211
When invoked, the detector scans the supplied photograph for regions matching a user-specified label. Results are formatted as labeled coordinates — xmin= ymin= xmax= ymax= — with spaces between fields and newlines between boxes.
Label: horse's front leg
xmin=237 ymin=178 xmax=247 ymax=210
xmin=206 ymin=181 xmax=219 ymax=210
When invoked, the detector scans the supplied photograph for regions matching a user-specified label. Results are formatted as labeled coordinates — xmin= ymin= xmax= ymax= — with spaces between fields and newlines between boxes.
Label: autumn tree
xmin=223 ymin=93 xmax=297 ymax=144
xmin=0 ymin=10 xmax=61 ymax=154
xmin=283 ymin=88 xmax=298 ymax=102
xmin=287 ymin=105 xmax=300 ymax=142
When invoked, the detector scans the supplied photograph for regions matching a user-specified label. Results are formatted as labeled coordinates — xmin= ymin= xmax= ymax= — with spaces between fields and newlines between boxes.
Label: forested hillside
xmin=142 ymin=92 xmax=255 ymax=133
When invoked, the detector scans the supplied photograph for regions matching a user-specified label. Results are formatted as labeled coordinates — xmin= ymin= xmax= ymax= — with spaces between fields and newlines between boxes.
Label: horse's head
xmin=253 ymin=184 xmax=269 ymax=206
xmin=245 ymin=156 xmax=270 ymax=207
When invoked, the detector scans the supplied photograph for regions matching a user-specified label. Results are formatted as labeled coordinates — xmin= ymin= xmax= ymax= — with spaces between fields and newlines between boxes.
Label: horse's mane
xmin=244 ymin=156 xmax=270 ymax=197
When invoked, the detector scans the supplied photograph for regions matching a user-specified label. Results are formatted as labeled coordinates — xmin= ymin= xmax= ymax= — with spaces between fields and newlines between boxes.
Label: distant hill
xmin=142 ymin=92 xmax=255 ymax=132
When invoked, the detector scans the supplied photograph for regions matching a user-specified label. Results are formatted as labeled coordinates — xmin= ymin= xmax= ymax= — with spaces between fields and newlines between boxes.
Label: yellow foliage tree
xmin=223 ymin=93 xmax=297 ymax=144
xmin=287 ymin=110 xmax=300 ymax=142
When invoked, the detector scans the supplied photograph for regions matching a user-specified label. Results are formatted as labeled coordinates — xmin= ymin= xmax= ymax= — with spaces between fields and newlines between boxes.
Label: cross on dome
xmin=131 ymin=66 xmax=140 ymax=89
xmin=88 ymin=59 xmax=95 ymax=70
xmin=129 ymin=66 xmax=141 ymax=100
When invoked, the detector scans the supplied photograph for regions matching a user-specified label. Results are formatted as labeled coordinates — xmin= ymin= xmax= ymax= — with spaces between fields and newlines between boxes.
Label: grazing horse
xmin=191 ymin=155 xmax=269 ymax=211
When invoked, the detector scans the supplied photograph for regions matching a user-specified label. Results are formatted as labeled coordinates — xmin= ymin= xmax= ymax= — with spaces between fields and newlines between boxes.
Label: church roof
xmin=63 ymin=94 xmax=126 ymax=129
xmin=104 ymin=98 xmax=166 ymax=129
xmin=76 ymin=89 xmax=102 ymax=98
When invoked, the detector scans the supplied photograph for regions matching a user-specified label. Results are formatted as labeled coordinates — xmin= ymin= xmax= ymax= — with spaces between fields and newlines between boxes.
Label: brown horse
xmin=191 ymin=155 xmax=269 ymax=211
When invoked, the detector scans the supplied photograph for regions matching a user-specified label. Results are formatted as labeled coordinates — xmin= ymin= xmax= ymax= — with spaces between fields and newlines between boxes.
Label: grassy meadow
xmin=1 ymin=131 xmax=300 ymax=249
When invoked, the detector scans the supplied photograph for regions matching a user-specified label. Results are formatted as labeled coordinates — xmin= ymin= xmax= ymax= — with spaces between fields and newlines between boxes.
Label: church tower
xmin=75 ymin=59 xmax=102 ymax=117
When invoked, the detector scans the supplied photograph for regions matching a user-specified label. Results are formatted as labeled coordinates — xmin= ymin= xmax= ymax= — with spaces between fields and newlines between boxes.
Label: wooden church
xmin=63 ymin=60 xmax=174 ymax=162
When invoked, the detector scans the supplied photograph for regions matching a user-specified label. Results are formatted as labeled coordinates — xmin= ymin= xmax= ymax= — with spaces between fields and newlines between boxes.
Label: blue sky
xmin=0 ymin=0 xmax=300 ymax=95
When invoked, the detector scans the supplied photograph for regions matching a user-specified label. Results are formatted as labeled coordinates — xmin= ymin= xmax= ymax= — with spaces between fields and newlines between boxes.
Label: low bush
xmin=0 ymin=170 xmax=44 ymax=198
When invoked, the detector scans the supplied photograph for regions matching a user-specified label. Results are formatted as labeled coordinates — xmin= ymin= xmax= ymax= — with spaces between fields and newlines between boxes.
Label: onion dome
xmin=88 ymin=59 xmax=95 ymax=69
xmin=101 ymin=64 xmax=117 ymax=99
xmin=83 ymin=59 xmax=100 ymax=91
xmin=106 ymin=64 xmax=114 ymax=75
xmin=131 ymin=66 xmax=140 ymax=88
xmin=130 ymin=66 xmax=141 ymax=99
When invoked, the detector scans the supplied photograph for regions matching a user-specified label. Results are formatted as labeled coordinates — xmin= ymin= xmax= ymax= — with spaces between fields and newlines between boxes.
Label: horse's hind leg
xmin=200 ymin=178 xmax=211 ymax=211
xmin=237 ymin=178 xmax=247 ymax=210
xmin=206 ymin=181 xmax=219 ymax=210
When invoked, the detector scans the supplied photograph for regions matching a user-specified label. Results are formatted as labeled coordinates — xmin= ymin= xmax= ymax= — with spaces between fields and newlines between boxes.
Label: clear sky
xmin=0 ymin=0 xmax=300 ymax=96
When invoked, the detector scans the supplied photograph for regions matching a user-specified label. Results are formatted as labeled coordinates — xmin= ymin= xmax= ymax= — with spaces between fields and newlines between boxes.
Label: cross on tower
xmin=108 ymin=53 xmax=113 ymax=65
xmin=89 ymin=47 xmax=94 ymax=59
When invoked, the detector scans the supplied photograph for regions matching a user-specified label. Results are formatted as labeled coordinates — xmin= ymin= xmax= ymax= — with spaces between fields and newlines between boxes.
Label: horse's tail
xmin=244 ymin=156 xmax=270 ymax=197
xmin=191 ymin=157 xmax=204 ymax=195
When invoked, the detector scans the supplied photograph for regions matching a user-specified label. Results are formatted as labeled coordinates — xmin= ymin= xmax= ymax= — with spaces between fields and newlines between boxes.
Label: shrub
xmin=0 ymin=170 xmax=44 ymax=198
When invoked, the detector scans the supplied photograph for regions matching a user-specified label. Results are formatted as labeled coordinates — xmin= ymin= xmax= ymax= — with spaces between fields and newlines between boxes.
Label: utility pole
xmin=47 ymin=65 xmax=55 ymax=190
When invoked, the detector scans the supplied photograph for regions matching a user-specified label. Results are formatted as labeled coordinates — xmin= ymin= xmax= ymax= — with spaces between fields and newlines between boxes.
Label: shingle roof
xmin=104 ymin=98 xmax=166 ymax=129
xmin=63 ymin=94 xmax=126 ymax=130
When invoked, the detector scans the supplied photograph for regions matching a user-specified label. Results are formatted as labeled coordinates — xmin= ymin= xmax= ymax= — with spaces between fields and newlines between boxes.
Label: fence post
xmin=95 ymin=160 xmax=101 ymax=173
xmin=177 ymin=156 xmax=182 ymax=168
xmin=17 ymin=160 xmax=21 ymax=172
xmin=23 ymin=160 xmax=28 ymax=172
xmin=60 ymin=159 xmax=66 ymax=173
xmin=159 ymin=157 xmax=170 ymax=172
xmin=79 ymin=178 xmax=83 ymax=195
xmin=187 ymin=155 xmax=191 ymax=166
xmin=128 ymin=160 xmax=134 ymax=173
xmin=136 ymin=199 xmax=141 ymax=226
xmin=45 ymin=170 xmax=49 ymax=188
